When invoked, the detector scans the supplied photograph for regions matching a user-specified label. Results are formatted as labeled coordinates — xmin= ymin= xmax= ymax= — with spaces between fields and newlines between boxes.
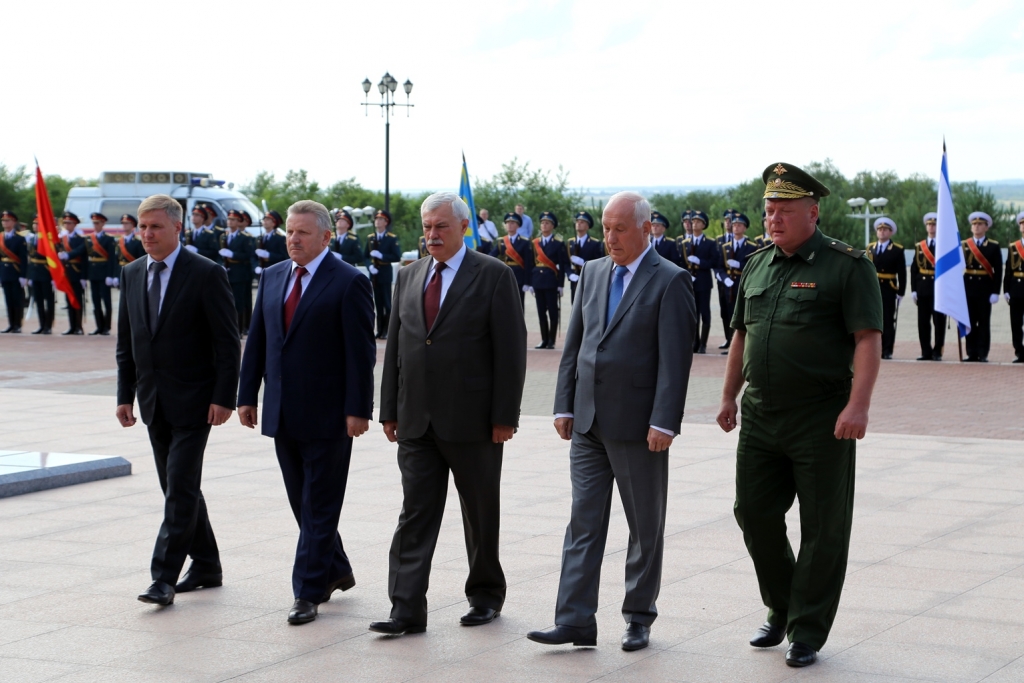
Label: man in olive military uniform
xmin=714 ymin=213 xmax=759 ymax=353
xmin=910 ymin=212 xmax=945 ymax=360
xmin=255 ymin=209 xmax=288 ymax=277
xmin=26 ymin=217 xmax=55 ymax=335
xmin=186 ymin=204 xmax=224 ymax=262
xmin=1 ymin=210 xmax=28 ymax=333
xmin=962 ymin=211 xmax=1003 ymax=362
xmin=677 ymin=210 xmax=719 ymax=353
xmin=490 ymin=212 xmax=534 ymax=309
xmin=84 ymin=212 xmax=117 ymax=335
xmin=365 ymin=209 xmax=402 ymax=339
xmin=1006 ymin=212 xmax=1024 ymax=363
xmin=717 ymin=163 xmax=882 ymax=669
xmin=328 ymin=209 xmax=362 ymax=267
xmin=531 ymin=211 xmax=570 ymax=349
xmin=219 ymin=209 xmax=256 ymax=337
xmin=57 ymin=211 xmax=88 ymax=335
xmin=566 ymin=211 xmax=602 ymax=304
xmin=650 ymin=211 xmax=680 ymax=265
xmin=867 ymin=217 xmax=906 ymax=359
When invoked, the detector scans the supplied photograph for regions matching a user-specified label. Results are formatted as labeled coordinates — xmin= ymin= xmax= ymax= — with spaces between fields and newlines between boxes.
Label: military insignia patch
xmin=774 ymin=164 xmax=788 ymax=175
xmin=790 ymin=282 xmax=817 ymax=288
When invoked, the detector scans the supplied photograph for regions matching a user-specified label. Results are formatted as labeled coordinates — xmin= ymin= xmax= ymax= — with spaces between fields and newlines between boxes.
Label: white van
xmin=64 ymin=172 xmax=263 ymax=237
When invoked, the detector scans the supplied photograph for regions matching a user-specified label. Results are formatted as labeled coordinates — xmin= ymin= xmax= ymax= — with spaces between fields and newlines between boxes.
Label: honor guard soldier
xmin=531 ymin=211 xmax=569 ymax=349
xmin=566 ymin=211 xmax=602 ymax=303
xmin=490 ymin=212 xmax=534 ymax=309
xmin=57 ymin=211 xmax=87 ymax=334
xmin=26 ymin=217 xmax=55 ymax=334
xmin=715 ymin=213 xmax=759 ymax=352
xmin=418 ymin=236 xmax=429 ymax=259
xmin=186 ymin=204 xmax=223 ymax=262
xmin=1 ymin=210 xmax=28 ymax=333
xmin=962 ymin=211 xmax=1002 ymax=362
xmin=714 ymin=209 xmax=736 ymax=348
xmin=220 ymin=209 xmax=256 ymax=337
xmin=114 ymin=213 xmax=144 ymax=297
xmin=329 ymin=209 xmax=362 ymax=267
xmin=678 ymin=210 xmax=719 ymax=353
xmin=365 ymin=209 xmax=402 ymax=339
xmin=716 ymin=209 xmax=735 ymax=245
xmin=910 ymin=212 xmax=945 ymax=360
xmin=1007 ymin=212 xmax=1024 ymax=363
xmin=255 ymin=209 xmax=288 ymax=276
xmin=681 ymin=210 xmax=694 ymax=239
xmin=650 ymin=211 xmax=680 ymax=265
xmin=867 ymin=217 xmax=906 ymax=359
xmin=719 ymin=162 xmax=883 ymax=669
xmin=84 ymin=212 xmax=117 ymax=335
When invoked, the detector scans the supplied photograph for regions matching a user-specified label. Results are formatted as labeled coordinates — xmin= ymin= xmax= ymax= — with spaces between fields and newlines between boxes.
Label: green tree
xmin=472 ymin=159 xmax=585 ymax=241
xmin=0 ymin=165 xmax=95 ymax=226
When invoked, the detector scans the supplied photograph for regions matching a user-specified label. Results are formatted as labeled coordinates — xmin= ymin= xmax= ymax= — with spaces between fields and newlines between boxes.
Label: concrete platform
xmin=0 ymin=451 xmax=132 ymax=499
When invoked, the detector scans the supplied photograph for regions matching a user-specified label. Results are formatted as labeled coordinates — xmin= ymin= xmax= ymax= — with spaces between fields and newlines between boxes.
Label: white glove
xmin=568 ymin=273 xmax=579 ymax=282
xmin=112 ymin=278 xmax=119 ymax=288
xmin=897 ymin=295 xmax=903 ymax=304
xmin=58 ymin=252 xmax=68 ymax=261
xmin=184 ymin=244 xmax=199 ymax=253
xmin=218 ymin=248 xmax=233 ymax=258
xmin=570 ymin=255 xmax=585 ymax=266
xmin=687 ymin=255 xmax=701 ymax=265
xmin=255 ymin=248 xmax=270 ymax=259
xmin=912 ymin=291 xmax=918 ymax=303
xmin=254 ymin=266 xmax=263 ymax=275
xmin=368 ymin=265 xmax=379 ymax=275
xmin=724 ymin=277 xmax=734 ymax=288
xmin=989 ymin=293 xmax=999 ymax=304
xmin=557 ymin=287 xmax=563 ymax=295
xmin=19 ymin=278 xmax=27 ymax=287
xmin=50 ymin=280 xmax=55 ymax=290
xmin=523 ymin=285 xmax=532 ymax=294
xmin=104 ymin=277 xmax=113 ymax=286
xmin=370 ymin=249 xmax=383 ymax=259
xmin=1006 ymin=292 xmax=1012 ymax=303
xmin=727 ymin=259 xmax=741 ymax=269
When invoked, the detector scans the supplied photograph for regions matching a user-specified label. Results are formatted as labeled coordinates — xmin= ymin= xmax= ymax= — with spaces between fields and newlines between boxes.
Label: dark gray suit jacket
xmin=380 ymin=247 xmax=527 ymax=442
xmin=555 ymin=247 xmax=697 ymax=441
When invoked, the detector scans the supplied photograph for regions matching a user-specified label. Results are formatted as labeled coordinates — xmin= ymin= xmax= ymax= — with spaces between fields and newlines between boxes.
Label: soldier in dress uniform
xmin=114 ymin=213 xmax=144 ymax=289
xmin=681 ymin=210 xmax=694 ymax=240
xmin=1006 ymin=211 xmax=1024 ymax=363
xmin=866 ymin=217 xmax=906 ymax=359
xmin=186 ymin=204 xmax=224 ymax=262
xmin=650 ymin=211 xmax=680 ymax=265
xmin=716 ymin=209 xmax=734 ymax=245
xmin=758 ymin=210 xmax=772 ymax=246
xmin=219 ymin=209 xmax=256 ymax=337
xmin=84 ymin=212 xmax=117 ymax=335
xmin=417 ymin=235 xmax=430 ymax=259
xmin=328 ymin=209 xmax=363 ymax=267
xmin=255 ymin=209 xmax=288 ymax=277
xmin=714 ymin=213 xmax=759 ymax=353
xmin=1 ymin=210 xmax=28 ymax=333
xmin=910 ymin=212 xmax=945 ymax=361
xmin=962 ymin=211 xmax=1002 ymax=362
xmin=490 ymin=212 xmax=534 ymax=309
xmin=26 ymin=216 xmax=55 ymax=335
xmin=531 ymin=211 xmax=570 ymax=349
xmin=365 ymin=209 xmax=402 ymax=339
xmin=57 ymin=211 xmax=87 ymax=335
xmin=677 ymin=210 xmax=719 ymax=353
xmin=566 ymin=211 xmax=602 ymax=304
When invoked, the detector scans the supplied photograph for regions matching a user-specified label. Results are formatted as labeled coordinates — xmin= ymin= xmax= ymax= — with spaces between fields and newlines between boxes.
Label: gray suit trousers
xmin=554 ymin=419 xmax=669 ymax=628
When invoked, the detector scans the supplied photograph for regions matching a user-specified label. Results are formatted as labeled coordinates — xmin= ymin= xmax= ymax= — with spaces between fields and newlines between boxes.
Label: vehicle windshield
xmin=219 ymin=197 xmax=263 ymax=224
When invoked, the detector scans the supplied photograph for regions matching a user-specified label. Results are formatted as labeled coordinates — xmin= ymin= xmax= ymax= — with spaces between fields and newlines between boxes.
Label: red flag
xmin=34 ymin=163 xmax=80 ymax=309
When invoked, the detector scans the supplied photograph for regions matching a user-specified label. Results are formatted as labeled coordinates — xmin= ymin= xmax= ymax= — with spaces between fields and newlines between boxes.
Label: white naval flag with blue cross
xmin=933 ymin=142 xmax=971 ymax=338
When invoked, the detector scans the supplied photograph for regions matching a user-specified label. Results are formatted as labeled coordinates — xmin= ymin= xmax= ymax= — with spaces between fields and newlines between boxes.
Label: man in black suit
xmin=115 ymin=194 xmax=240 ymax=607
xmin=677 ymin=211 xmax=719 ymax=353
xmin=238 ymin=200 xmax=376 ymax=625
xmin=371 ymin=191 xmax=527 ymax=636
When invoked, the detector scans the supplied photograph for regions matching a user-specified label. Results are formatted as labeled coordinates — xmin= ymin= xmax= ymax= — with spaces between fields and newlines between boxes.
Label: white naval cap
xmin=873 ymin=216 xmax=897 ymax=234
xmin=1016 ymin=211 xmax=1024 ymax=224
xmin=968 ymin=211 xmax=993 ymax=227
xmin=922 ymin=212 xmax=938 ymax=223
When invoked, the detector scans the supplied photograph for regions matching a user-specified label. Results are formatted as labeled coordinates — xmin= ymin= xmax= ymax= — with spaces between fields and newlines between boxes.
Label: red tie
xmin=424 ymin=262 xmax=446 ymax=331
xmin=284 ymin=266 xmax=307 ymax=332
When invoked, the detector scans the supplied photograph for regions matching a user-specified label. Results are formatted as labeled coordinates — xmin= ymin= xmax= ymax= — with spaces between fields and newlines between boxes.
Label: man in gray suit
xmin=528 ymin=191 xmax=697 ymax=651
xmin=370 ymin=192 xmax=527 ymax=636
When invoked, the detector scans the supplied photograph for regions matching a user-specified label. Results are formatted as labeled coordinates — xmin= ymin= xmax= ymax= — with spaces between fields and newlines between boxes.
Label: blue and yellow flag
xmin=459 ymin=153 xmax=480 ymax=249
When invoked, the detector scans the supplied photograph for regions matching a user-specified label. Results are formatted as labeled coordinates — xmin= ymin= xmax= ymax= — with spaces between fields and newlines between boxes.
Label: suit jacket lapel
xmin=153 ymin=249 xmax=192 ymax=336
xmin=429 ymin=251 xmax=481 ymax=333
xmin=285 ymin=254 xmax=334 ymax=341
xmin=593 ymin=257 xmax=612 ymax=332
xmin=407 ymin=257 xmax=430 ymax=333
xmin=602 ymin=249 xmax=658 ymax=340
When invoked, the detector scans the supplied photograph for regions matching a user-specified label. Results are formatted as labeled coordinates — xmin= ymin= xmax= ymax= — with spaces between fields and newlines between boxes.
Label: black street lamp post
xmin=362 ymin=73 xmax=414 ymax=213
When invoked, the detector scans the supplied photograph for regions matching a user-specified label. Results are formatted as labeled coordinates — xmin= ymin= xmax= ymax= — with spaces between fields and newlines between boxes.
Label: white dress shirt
xmin=146 ymin=243 xmax=182 ymax=315
xmin=875 ymin=239 xmax=890 ymax=253
xmin=284 ymin=246 xmax=330 ymax=302
xmin=422 ymin=243 xmax=467 ymax=306
xmin=478 ymin=220 xmax=498 ymax=241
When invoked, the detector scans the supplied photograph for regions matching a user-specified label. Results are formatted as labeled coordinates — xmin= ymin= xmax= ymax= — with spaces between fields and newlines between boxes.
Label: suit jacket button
xmin=426 ymin=339 xmax=431 ymax=345
xmin=595 ymin=379 xmax=602 ymax=385
xmin=597 ymin=346 xmax=605 ymax=352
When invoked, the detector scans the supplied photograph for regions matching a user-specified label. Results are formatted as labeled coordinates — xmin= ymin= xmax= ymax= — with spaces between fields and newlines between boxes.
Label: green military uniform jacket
xmin=731 ymin=228 xmax=883 ymax=411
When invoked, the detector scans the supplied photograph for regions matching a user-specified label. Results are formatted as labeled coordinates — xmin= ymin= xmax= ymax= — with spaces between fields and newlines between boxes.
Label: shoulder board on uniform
xmin=988 ymin=239 xmax=1000 ymax=246
xmin=867 ymin=241 xmax=878 ymax=249
xmin=386 ymin=232 xmax=396 ymax=238
xmin=568 ymin=237 xmax=577 ymax=244
xmin=892 ymin=241 xmax=903 ymax=249
xmin=553 ymin=235 xmax=564 ymax=242
xmin=827 ymin=239 xmax=865 ymax=258
xmin=275 ymin=228 xmax=286 ymax=236
xmin=346 ymin=233 xmax=358 ymax=240
xmin=17 ymin=229 xmax=31 ymax=238
xmin=749 ymin=242 xmax=774 ymax=257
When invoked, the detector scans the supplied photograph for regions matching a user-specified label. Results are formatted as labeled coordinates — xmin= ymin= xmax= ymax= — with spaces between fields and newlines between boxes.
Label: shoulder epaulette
xmin=17 ymin=229 xmax=30 ymax=238
xmin=386 ymin=231 xmax=396 ymax=237
xmin=893 ymin=241 xmax=904 ymax=249
xmin=867 ymin=241 xmax=878 ymax=249
xmin=827 ymin=239 xmax=865 ymax=258
xmin=749 ymin=242 xmax=774 ymax=257
xmin=275 ymin=228 xmax=286 ymax=236
xmin=346 ymin=233 xmax=358 ymax=240
xmin=988 ymin=239 xmax=1000 ymax=246
xmin=553 ymin=235 xmax=564 ymax=242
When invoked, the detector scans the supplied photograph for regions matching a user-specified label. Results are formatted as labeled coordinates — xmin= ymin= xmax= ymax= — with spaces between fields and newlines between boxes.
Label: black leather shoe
xmin=916 ymin=355 xmax=932 ymax=361
xmin=979 ymin=357 xmax=989 ymax=363
xmin=88 ymin=329 xmax=102 ymax=335
xmin=749 ymin=621 xmax=786 ymax=647
xmin=138 ymin=580 xmax=174 ymax=605
xmin=460 ymin=606 xmax=499 ymax=626
xmin=621 ymin=622 xmax=650 ymax=651
xmin=535 ymin=341 xmax=548 ymax=349
xmin=718 ymin=341 xmax=731 ymax=349
xmin=932 ymin=354 xmax=942 ymax=361
xmin=321 ymin=573 xmax=355 ymax=602
xmin=1014 ymin=357 xmax=1024 ymax=363
xmin=881 ymin=353 xmax=892 ymax=360
xmin=697 ymin=345 xmax=707 ymax=354
xmin=964 ymin=356 xmax=978 ymax=362
xmin=369 ymin=618 xmax=426 ymax=635
xmin=99 ymin=330 xmax=110 ymax=336
xmin=31 ymin=328 xmax=45 ymax=334
xmin=526 ymin=624 xmax=597 ymax=647
xmin=0 ymin=326 xmax=12 ymax=333
xmin=287 ymin=599 xmax=318 ymax=624
xmin=175 ymin=567 xmax=223 ymax=593
xmin=42 ymin=328 xmax=52 ymax=335
xmin=545 ymin=341 xmax=556 ymax=349
xmin=786 ymin=641 xmax=818 ymax=667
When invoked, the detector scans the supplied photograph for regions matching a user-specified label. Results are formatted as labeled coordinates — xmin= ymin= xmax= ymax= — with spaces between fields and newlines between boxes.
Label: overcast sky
xmin=4 ymin=0 xmax=1023 ymax=193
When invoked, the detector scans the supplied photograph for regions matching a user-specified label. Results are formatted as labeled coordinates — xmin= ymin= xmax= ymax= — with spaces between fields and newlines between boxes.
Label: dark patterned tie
xmin=424 ymin=262 xmax=446 ymax=331
xmin=147 ymin=261 xmax=166 ymax=330
xmin=284 ymin=266 xmax=307 ymax=332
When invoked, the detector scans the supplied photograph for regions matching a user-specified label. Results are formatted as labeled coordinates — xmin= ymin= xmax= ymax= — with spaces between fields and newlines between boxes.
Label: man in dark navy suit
xmin=567 ymin=211 xmax=603 ymax=304
xmin=677 ymin=211 xmax=719 ymax=353
xmin=650 ymin=211 xmax=679 ymax=266
xmin=238 ymin=200 xmax=376 ymax=625
xmin=531 ymin=211 xmax=570 ymax=349
xmin=714 ymin=213 xmax=760 ymax=353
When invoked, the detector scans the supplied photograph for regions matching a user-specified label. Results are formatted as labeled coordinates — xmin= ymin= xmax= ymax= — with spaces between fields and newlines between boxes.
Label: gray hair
xmin=138 ymin=194 xmax=182 ymax=224
xmin=287 ymin=199 xmax=332 ymax=234
xmin=605 ymin=191 xmax=651 ymax=229
xmin=420 ymin=191 xmax=470 ymax=222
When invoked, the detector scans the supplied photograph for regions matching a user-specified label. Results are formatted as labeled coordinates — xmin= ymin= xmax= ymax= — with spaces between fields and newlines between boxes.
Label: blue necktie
xmin=607 ymin=265 xmax=629 ymax=327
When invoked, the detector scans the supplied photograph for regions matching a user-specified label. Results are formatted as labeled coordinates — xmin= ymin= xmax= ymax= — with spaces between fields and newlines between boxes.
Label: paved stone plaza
xmin=1 ymin=289 xmax=1022 ymax=682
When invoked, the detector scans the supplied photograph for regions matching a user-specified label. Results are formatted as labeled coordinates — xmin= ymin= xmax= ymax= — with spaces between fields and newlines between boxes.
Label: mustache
xmin=426 ymin=238 xmax=444 ymax=246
